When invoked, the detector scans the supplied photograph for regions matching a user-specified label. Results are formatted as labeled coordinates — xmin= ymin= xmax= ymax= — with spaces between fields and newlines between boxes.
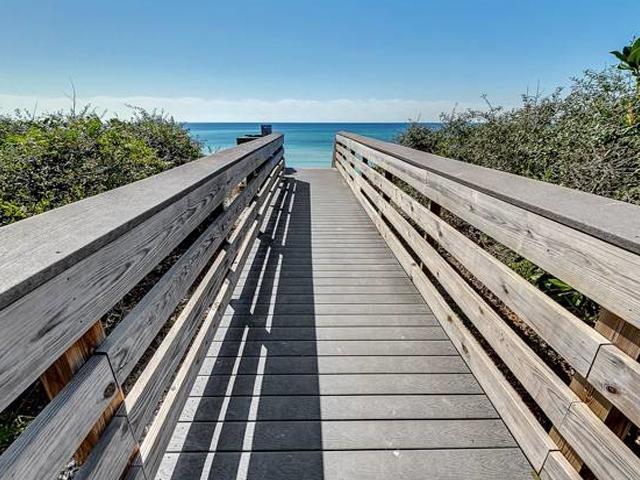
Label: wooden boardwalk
xmin=156 ymin=169 xmax=531 ymax=480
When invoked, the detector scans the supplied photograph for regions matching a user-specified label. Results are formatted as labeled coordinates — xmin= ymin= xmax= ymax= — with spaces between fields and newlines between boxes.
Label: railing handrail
xmin=334 ymin=133 xmax=640 ymax=480
xmin=338 ymin=131 xmax=640 ymax=256
xmin=0 ymin=135 xmax=284 ymax=480
xmin=0 ymin=133 xmax=283 ymax=310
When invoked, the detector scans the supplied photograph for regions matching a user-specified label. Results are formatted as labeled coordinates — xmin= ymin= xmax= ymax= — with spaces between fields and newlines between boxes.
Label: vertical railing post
xmin=550 ymin=308 xmax=640 ymax=476
xmin=40 ymin=321 xmax=127 ymax=464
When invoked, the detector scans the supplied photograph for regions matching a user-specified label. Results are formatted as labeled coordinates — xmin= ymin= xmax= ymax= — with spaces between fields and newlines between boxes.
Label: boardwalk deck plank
xmin=155 ymin=169 xmax=531 ymax=480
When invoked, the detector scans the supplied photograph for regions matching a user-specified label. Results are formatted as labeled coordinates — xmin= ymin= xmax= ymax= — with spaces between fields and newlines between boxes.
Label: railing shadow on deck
xmin=165 ymin=174 xmax=326 ymax=479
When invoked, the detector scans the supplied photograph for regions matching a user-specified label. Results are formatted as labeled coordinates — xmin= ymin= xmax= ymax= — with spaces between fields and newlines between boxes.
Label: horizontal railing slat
xmin=138 ymin=160 xmax=282 ymax=480
xmin=97 ymin=149 xmax=283 ymax=385
xmin=0 ymin=134 xmax=283 ymax=310
xmin=336 ymin=147 xmax=640 ymax=480
xmin=74 ymin=416 xmax=136 ymax=480
xmin=338 ymin=131 xmax=640 ymax=257
xmin=539 ymin=452 xmax=582 ymax=480
xmin=0 ymin=355 xmax=119 ymax=480
xmin=0 ymin=140 xmax=282 ymax=413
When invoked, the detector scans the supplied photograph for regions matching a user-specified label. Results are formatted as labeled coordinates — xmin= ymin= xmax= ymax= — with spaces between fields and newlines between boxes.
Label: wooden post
xmin=550 ymin=308 xmax=640 ymax=476
xmin=426 ymin=200 xmax=441 ymax=248
xmin=40 ymin=321 xmax=124 ymax=464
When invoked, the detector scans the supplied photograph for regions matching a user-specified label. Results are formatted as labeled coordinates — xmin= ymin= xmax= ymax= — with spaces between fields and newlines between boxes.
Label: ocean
xmin=184 ymin=123 xmax=439 ymax=168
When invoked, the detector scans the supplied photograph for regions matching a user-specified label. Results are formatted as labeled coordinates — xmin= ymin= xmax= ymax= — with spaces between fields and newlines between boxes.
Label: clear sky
xmin=1 ymin=0 xmax=639 ymax=121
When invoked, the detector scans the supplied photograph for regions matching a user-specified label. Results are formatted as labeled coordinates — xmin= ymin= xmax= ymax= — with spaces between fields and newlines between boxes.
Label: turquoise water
xmin=185 ymin=123 xmax=439 ymax=168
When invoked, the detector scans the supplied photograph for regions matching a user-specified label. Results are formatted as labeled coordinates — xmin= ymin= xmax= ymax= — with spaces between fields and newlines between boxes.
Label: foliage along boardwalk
xmin=155 ymin=169 xmax=531 ymax=480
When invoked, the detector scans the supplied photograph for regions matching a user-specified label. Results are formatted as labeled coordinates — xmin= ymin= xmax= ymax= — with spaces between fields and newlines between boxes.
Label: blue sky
xmin=1 ymin=0 xmax=639 ymax=121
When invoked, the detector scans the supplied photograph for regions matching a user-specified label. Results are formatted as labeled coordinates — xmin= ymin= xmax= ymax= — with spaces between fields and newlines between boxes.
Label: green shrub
xmin=396 ymin=66 xmax=640 ymax=321
xmin=0 ymin=107 xmax=202 ymax=227
xmin=397 ymin=67 xmax=640 ymax=205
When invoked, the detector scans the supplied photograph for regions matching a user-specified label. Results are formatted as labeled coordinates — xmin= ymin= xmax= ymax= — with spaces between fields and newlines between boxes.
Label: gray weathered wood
xmin=0 ymin=146 xmax=283 ymax=412
xmin=339 ymin=135 xmax=640 ymax=332
xmin=586 ymin=343 xmax=640 ymax=428
xmin=0 ymin=133 xmax=283 ymax=309
xmin=0 ymin=355 xmax=119 ymax=480
xmin=74 ymin=416 xmax=136 ymax=480
xmin=98 ymin=155 xmax=283 ymax=383
xmin=168 ymin=419 xmax=516 ymax=452
xmin=156 ymin=449 xmax=531 ymax=480
xmin=191 ymin=373 xmax=483 ymax=396
xmin=144 ymin=168 xmax=530 ymax=480
xmin=179 ymin=395 xmax=496 ymax=422
xmin=339 ymin=131 xmax=640 ymax=256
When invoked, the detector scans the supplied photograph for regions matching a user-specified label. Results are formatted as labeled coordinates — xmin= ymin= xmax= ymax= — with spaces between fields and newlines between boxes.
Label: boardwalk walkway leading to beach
xmin=2 ymin=133 xmax=638 ymax=480
xmin=155 ymin=169 xmax=531 ymax=480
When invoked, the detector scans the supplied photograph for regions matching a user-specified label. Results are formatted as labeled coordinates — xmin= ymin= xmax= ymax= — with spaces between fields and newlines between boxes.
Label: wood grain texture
xmin=0 ymin=147 xmax=282 ymax=413
xmin=338 ymin=135 xmax=640 ymax=331
xmin=98 ymin=154 xmax=283 ymax=383
xmin=558 ymin=403 xmax=640 ymax=480
xmin=0 ymin=355 xmax=119 ymax=480
xmin=337 ymin=158 xmax=555 ymax=471
xmin=74 ymin=416 xmax=137 ymax=480
xmin=0 ymin=134 xmax=282 ymax=309
xmin=338 ymin=132 xmax=640 ymax=257
xmin=539 ymin=452 xmax=582 ymax=480
xmin=341 ymin=146 xmax=608 ymax=377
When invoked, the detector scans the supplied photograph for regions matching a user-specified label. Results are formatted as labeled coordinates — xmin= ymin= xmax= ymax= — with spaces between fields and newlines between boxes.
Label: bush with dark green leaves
xmin=397 ymin=67 xmax=640 ymax=205
xmin=0 ymin=107 xmax=202 ymax=227
xmin=396 ymin=65 xmax=640 ymax=319
xmin=612 ymin=37 xmax=640 ymax=88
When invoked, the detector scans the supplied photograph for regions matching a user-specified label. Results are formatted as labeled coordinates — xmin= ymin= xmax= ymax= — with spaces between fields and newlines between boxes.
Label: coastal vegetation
xmin=395 ymin=42 xmax=640 ymax=322
xmin=392 ymin=42 xmax=640 ymax=456
xmin=0 ymin=106 xmax=201 ymax=227
xmin=0 ymin=106 xmax=202 ymax=457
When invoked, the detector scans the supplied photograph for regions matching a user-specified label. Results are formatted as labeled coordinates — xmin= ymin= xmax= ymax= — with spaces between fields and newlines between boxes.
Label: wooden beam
xmin=40 ymin=321 xmax=124 ymax=464
xmin=551 ymin=309 xmax=640 ymax=477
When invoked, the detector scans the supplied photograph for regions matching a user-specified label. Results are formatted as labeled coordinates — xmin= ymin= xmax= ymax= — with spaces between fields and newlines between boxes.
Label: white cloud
xmin=0 ymin=94 xmax=485 ymax=122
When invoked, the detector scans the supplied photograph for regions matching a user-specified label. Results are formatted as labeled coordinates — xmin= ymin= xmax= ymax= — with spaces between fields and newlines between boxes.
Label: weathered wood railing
xmin=0 ymin=134 xmax=284 ymax=480
xmin=334 ymin=132 xmax=640 ymax=480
